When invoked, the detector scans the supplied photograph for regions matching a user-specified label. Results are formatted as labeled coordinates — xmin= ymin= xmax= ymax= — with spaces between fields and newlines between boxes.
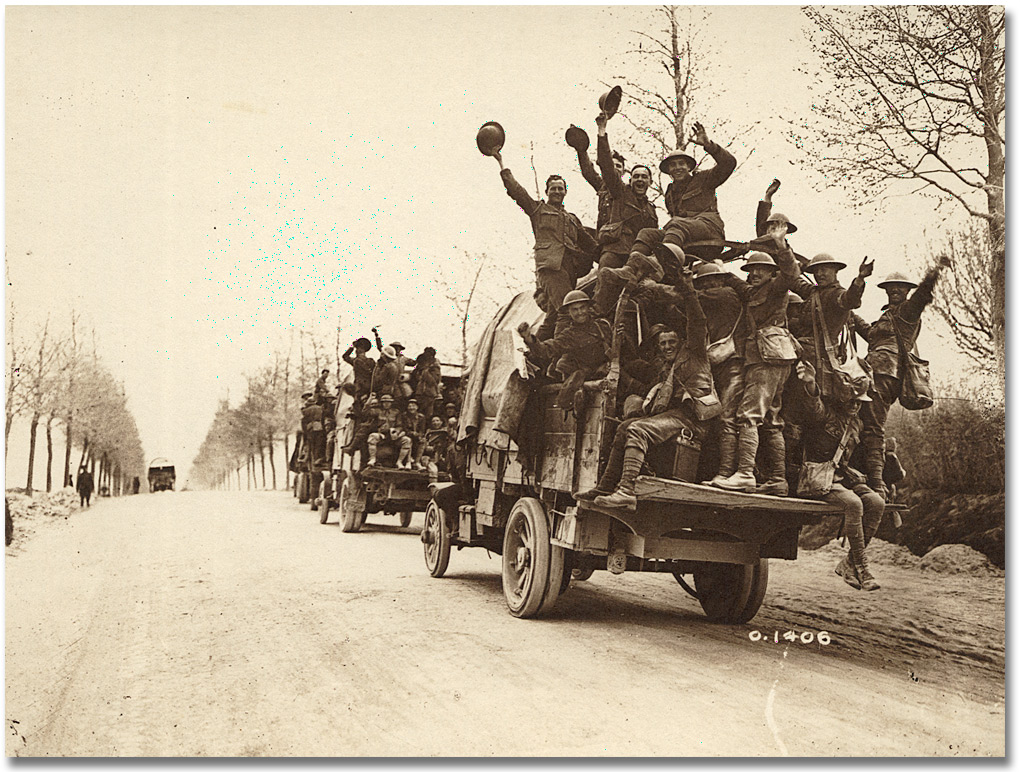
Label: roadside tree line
xmin=6 ymin=309 xmax=145 ymax=497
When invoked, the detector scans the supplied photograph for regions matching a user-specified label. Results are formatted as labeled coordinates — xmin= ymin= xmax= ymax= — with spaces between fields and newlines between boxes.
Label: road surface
xmin=5 ymin=490 xmax=1005 ymax=756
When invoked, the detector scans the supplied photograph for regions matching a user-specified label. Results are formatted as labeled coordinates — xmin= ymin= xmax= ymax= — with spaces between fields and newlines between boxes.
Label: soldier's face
xmin=747 ymin=266 xmax=775 ymax=288
xmin=885 ymin=285 xmax=910 ymax=305
xmin=546 ymin=179 xmax=567 ymax=205
xmin=407 ymin=403 xmax=418 ymax=415
xmin=666 ymin=159 xmax=692 ymax=181
xmin=658 ymin=332 xmax=680 ymax=361
xmin=631 ymin=167 xmax=651 ymax=196
xmin=613 ymin=158 xmax=625 ymax=176
xmin=430 ymin=417 xmax=443 ymax=429
xmin=567 ymin=303 xmax=592 ymax=324
xmin=696 ymin=275 xmax=724 ymax=290
xmin=814 ymin=266 xmax=839 ymax=287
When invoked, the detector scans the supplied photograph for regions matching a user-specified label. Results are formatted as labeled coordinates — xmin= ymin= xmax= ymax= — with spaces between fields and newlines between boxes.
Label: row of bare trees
xmin=6 ymin=309 xmax=146 ymax=496
xmin=189 ymin=329 xmax=338 ymax=491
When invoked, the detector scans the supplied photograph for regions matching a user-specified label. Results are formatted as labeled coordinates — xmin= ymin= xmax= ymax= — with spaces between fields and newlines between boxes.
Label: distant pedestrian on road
xmin=76 ymin=467 xmax=94 ymax=508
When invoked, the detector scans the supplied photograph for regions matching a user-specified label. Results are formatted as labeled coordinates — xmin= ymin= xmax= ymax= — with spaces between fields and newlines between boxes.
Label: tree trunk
xmin=63 ymin=418 xmax=73 ymax=487
xmin=268 ymin=438 xmax=277 ymax=490
xmin=283 ymin=433 xmax=290 ymax=491
xmin=5 ymin=412 xmax=13 ymax=461
xmin=25 ymin=412 xmax=40 ymax=496
xmin=79 ymin=440 xmax=89 ymax=473
xmin=45 ymin=416 xmax=54 ymax=493
xmin=258 ymin=442 xmax=266 ymax=489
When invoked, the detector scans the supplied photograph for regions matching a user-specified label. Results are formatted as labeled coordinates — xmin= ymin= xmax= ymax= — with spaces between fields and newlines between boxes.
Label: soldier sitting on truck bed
xmin=367 ymin=393 xmax=413 ymax=468
xmin=403 ymin=398 xmax=427 ymax=469
xmin=517 ymin=290 xmax=612 ymax=411
xmin=578 ymin=269 xmax=719 ymax=511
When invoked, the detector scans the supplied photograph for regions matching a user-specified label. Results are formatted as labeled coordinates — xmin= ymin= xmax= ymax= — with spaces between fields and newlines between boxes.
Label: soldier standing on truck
xmin=588 ymin=111 xmax=658 ymax=316
xmin=410 ymin=346 xmax=442 ymax=422
xmin=587 ymin=269 xmax=719 ymax=511
xmin=856 ymin=255 xmax=951 ymax=499
xmin=342 ymin=337 xmax=375 ymax=401
xmin=300 ymin=392 xmax=328 ymax=472
xmin=491 ymin=148 xmax=598 ymax=340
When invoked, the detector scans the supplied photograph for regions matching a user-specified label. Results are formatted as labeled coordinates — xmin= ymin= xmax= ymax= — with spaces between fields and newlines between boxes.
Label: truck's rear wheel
xmin=694 ymin=559 xmax=769 ymax=624
xmin=399 ymin=511 xmax=413 ymax=528
xmin=422 ymin=500 xmax=451 ymax=578
xmin=501 ymin=497 xmax=562 ymax=618
xmin=318 ymin=478 xmax=331 ymax=524
xmin=339 ymin=475 xmax=364 ymax=533
xmin=297 ymin=473 xmax=310 ymax=504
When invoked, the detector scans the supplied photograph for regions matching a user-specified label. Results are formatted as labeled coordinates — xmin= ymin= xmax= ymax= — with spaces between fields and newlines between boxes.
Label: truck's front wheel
xmin=501 ymin=497 xmax=563 ymax=618
xmin=422 ymin=500 xmax=451 ymax=577
xmin=694 ymin=559 xmax=769 ymax=624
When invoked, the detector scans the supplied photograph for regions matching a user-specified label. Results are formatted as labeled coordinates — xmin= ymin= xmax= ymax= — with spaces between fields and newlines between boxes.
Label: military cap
xmin=804 ymin=253 xmax=847 ymax=272
xmin=741 ymin=252 xmax=778 ymax=272
xmin=562 ymin=290 xmax=592 ymax=307
xmin=353 ymin=337 xmax=372 ymax=350
xmin=659 ymin=149 xmax=696 ymax=174
xmin=301 ymin=391 xmax=313 ymax=399
xmin=764 ymin=212 xmax=798 ymax=235
xmin=379 ymin=393 xmax=394 ymax=402
xmin=391 ymin=342 xmax=405 ymax=351
xmin=877 ymin=272 xmax=918 ymax=290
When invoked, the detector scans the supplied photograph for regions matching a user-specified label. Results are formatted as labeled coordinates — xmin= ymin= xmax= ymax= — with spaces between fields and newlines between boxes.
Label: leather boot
xmin=707 ymin=431 xmax=737 ymax=487
xmin=855 ymin=556 xmax=880 ymax=591
xmin=835 ymin=554 xmax=861 ymax=590
xmin=594 ymin=447 xmax=642 ymax=510
xmin=846 ymin=517 xmax=880 ymax=591
xmin=713 ymin=425 xmax=758 ymax=492
xmin=756 ymin=428 xmax=789 ymax=497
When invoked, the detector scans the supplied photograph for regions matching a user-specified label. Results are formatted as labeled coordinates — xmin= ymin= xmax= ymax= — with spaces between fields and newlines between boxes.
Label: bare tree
xmin=797 ymin=6 xmax=1005 ymax=381
xmin=22 ymin=318 xmax=63 ymax=496
xmin=5 ymin=302 xmax=24 ymax=457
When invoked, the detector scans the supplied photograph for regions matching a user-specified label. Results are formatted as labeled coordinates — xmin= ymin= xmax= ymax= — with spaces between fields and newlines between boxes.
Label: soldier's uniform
xmin=300 ymin=395 xmax=328 ymax=471
xmin=367 ymin=397 xmax=413 ymax=467
xmin=500 ymin=167 xmax=598 ymax=340
xmin=661 ymin=141 xmax=736 ymax=254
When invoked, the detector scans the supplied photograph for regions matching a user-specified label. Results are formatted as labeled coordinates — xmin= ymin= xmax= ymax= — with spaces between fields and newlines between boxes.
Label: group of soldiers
xmin=491 ymin=107 xmax=950 ymax=592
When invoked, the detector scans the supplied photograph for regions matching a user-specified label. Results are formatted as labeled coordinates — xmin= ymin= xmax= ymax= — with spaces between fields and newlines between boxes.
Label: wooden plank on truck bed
xmin=632 ymin=476 xmax=843 ymax=516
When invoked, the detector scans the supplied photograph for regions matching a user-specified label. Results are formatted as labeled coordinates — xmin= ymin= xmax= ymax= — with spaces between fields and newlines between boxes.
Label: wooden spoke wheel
xmin=694 ymin=559 xmax=769 ymax=624
xmin=500 ymin=497 xmax=564 ymax=618
xmin=339 ymin=475 xmax=366 ymax=533
xmin=422 ymin=500 xmax=451 ymax=578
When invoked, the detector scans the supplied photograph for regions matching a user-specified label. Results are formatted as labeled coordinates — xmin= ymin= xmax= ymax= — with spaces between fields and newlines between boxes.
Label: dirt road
xmin=5 ymin=490 xmax=1004 ymax=756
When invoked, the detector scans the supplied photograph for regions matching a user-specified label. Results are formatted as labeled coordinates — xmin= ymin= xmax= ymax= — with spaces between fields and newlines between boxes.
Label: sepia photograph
xmin=4 ymin=4 xmax=1005 ymax=757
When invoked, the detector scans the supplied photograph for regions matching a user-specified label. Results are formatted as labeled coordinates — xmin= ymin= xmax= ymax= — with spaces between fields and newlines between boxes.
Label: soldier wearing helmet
xmin=517 ymin=289 xmax=612 ymax=410
xmin=342 ymin=337 xmax=376 ymax=401
xmin=710 ymin=230 xmax=802 ymax=496
xmin=857 ymin=255 xmax=952 ymax=499
xmin=370 ymin=344 xmax=402 ymax=402
xmin=366 ymin=393 xmax=413 ymax=468
xmin=491 ymin=147 xmax=598 ymax=341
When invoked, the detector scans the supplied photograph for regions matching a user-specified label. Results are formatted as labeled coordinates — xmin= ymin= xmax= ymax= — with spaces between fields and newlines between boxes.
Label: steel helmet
xmin=598 ymin=85 xmax=623 ymax=118
xmin=659 ymin=149 xmax=696 ymax=174
xmin=804 ymin=253 xmax=847 ymax=272
xmin=877 ymin=271 xmax=918 ymax=290
xmin=786 ymin=290 xmax=805 ymax=305
xmin=692 ymin=261 xmax=726 ymax=282
xmin=764 ymin=211 xmax=798 ymax=235
xmin=381 ymin=345 xmax=397 ymax=359
xmin=391 ymin=341 xmax=405 ymax=351
xmin=741 ymin=252 xmax=778 ymax=272
xmin=476 ymin=121 xmax=505 ymax=157
xmin=565 ymin=124 xmax=590 ymax=152
xmin=654 ymin=242 xmax=687 ymax=267
xmin=562 ymin=290 xmax=592 ymax=308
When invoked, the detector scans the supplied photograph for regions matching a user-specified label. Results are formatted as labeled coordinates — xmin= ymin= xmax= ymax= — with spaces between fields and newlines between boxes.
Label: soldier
xmin=371 ymin=345 xmax=402 ymax=401
xmin=517 ymin=290 xmax=612 ymax=410
xmin=491 ymin=148 xmax=598 ymax=340
xmin=313 ymin=369 xmax=330 ymax=404
xmin=422 ymin=415 xmax=451 ymax=485
xmin=752 ymin=179 xmax=807 ymax=267
xmin=712 ymin=230 xmax=801 ymax=495
xmin=659 ymin=121 xmax=736 ymax=257
xmin=589 ymin=111 xmax=658 ymax=315
xmin=76 ymin=466 xmax=94 ymax=507
xmin=568 ymin=123 xmax=621 ymax=233
xmin=585 ymin=270 xmax=718 ymax=511
xmin=794 ymin=360 xmax=883 ymax=591
xmin=342 ymin=337 xmax=375 ymax=401
xmin=857 ymin=256 xmax=951 ymax=498
xmin=403 ymin=398 xmax=427 ymax=469
xmin=366 ymin=393 xmax=412 ymax=468
xmin=410 ymin=346 xmax=442 ymax=422
xmin=300 ymin=391 xmax=328 ymax=472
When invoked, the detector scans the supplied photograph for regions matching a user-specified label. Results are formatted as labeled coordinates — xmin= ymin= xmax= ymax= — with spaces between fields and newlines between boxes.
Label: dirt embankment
xmin=6 ymin=488 xmax=84 ymax=555
xmin=800 ymin=489 xmax=1005 ymax=569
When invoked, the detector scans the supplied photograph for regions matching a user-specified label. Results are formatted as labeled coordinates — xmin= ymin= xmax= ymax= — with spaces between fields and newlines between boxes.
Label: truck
xmin=319 ymin=363 xmax=465 ymax=531
xmin=421 ymin=284 xmax=849 ymax=622
xmin=148 ymin=458 xmax=176 ymax=492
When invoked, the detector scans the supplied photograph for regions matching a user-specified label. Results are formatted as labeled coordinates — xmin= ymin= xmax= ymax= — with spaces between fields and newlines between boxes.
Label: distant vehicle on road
xmin=148 ymin=458 xmax=176 ymax=492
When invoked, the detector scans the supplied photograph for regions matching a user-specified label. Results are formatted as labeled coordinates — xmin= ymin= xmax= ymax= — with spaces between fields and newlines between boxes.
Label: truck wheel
xmin=501 ymin=497 xmax=562 ymax=618
xmin=571 ymin=566 xmax=595 ymax=582
xmin=694 ymin=560 xmax=768 ymax=624
xmin=318 ymin=479 xmax=331 ymax=524
xmin=297 ymin=473 xmax=310 ymax=504
xmin=422 ymin=500 xmax=451 ymax=578
xmin=399 ymin=511 xmax=412 ymax=528
xmin=339 ymin=476 xmax=364 ymax=533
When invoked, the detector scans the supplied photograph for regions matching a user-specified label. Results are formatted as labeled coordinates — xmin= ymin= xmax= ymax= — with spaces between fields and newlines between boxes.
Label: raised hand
xmin=516 ymin=321 xmax=531 ymax=337
xmin=768 ymin=220 xmax=789 ymax=245
xmin=689 ymin=121 xmax=709 ymax=147
xmin=765 ymin=178 xmax=781 ymax=199
xmin=858 ymin=256 xmax=875 ymax=279
xmin=595 ymin=111 xmax=608 ymax=133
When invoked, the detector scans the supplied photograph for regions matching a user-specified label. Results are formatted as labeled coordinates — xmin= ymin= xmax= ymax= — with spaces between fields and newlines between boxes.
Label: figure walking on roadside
xmin=76 ymin=467 xmax=94 ymax=508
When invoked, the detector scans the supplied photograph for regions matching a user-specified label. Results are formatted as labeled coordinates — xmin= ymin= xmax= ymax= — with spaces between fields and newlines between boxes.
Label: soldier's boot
xmin=602 ymin=251 xmax=662 ymax=286
xmin=594 ymin=447 xmax=642 ymax=510
xmin=755 ymin=429 xmax=789 ymax=497
xmin=707 ymin=431 xmax=738 ymax=487
xmin=713 ymin=425 xmax=759 ymax=493
xmin=397 ymin=445 xmax=411 ymax=469
xmin=366 ymin=440 xmax=379 ymax=467
xmin=576 ymin=424 xmax=628 ymax=501
xmin=846 ymin=525 xmax=880 ymax=591
xmin=834 ymin=554 xmax=861 ymax=590
xmin=855 ymin=556 xmax=880 ymax=592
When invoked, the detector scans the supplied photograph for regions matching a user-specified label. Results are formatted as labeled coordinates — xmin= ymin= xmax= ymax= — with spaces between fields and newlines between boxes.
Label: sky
xmin=4 ymin=5 xmax=993 ymax=482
